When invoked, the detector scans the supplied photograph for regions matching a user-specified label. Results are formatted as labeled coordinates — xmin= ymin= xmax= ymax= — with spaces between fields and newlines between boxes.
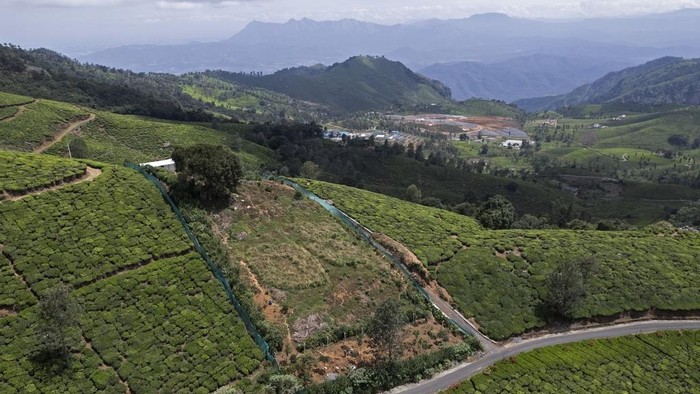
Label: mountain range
xmin=82 ymin=10 xmax=700 ymax=75
xmin=515 ymin=57 xmax=700 ymax=111
xmin=78 ymin=10 xmax=700 ymax=104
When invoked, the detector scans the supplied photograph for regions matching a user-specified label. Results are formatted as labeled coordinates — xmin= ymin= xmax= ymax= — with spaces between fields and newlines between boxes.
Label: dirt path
xmin=3 ymin=167 xmax=102 ymax=202
xmin=238 ymin=260 xmax=294 ymax=355
xmin=33 ymin=112 xmax=95 ymax=154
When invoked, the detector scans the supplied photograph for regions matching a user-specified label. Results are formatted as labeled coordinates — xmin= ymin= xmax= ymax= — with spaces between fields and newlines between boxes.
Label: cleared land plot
xmin=0 ymin=99 xmax=89 ymax=151
xmin=446 ymin=330 xmax=700 ymax=393
xmin=0 ymin=153 xmax=263 ymax=392
xmin=301 ymin=180 xmax=700 ymax=339
xmin=213 ymin=181 xmax=408 ymax=336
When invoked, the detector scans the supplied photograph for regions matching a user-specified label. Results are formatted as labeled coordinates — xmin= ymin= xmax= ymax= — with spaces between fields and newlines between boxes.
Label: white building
xmin=140 ymin=158 xmax=176 ymax=172
xmin=501 ymin=139 xmax=523 ymax=148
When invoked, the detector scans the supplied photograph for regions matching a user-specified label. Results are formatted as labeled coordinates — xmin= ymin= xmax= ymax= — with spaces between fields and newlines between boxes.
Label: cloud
xmin=6 ymin=0 xmax=260 ymax=7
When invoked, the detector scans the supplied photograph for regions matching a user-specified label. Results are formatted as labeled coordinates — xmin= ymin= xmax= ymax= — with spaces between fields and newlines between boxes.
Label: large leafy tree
xmin=545 ymin=257 xmax=597 ymax=319
xmin=368 ymin=298 xmax=404 ymax=365
xmin=476 ymin=194 xmax=516 ymax=229
xmin=172 ymin=144 xmax=243 ymax=203
xmin=35 ymin=285 xmax=82 ymax=362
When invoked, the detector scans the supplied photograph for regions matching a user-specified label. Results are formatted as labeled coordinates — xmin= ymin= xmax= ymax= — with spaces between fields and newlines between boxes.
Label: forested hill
xmin=0 ymin=44 xmax=212 ymax=121
xmin=206 ymin=56 xmax=453 ymax=113
xmin=515 ymin=57 xmax=700 ymax=111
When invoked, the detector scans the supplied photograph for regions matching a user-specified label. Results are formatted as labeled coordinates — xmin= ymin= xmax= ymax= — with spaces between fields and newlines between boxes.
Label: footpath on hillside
xmin=2 ymin=167 xmax=102 ymax=202
xmin=33 ymin=113 xmax=96 ymax=153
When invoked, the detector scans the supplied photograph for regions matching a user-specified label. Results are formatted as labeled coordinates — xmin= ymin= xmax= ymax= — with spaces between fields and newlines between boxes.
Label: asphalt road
xmin=390 ymin=320 xmax=700 ymax=394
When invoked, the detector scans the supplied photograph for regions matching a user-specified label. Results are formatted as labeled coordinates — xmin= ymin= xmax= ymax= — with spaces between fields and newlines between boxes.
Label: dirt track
xmin=3 ymin=167 xmax=102 ymax=202
xmin=33 ymin=113 xmax=96 ymax=153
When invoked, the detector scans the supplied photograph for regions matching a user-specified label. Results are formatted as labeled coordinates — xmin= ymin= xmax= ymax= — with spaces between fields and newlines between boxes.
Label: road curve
xmin=390 ymin=320 xmax=700 ymax=394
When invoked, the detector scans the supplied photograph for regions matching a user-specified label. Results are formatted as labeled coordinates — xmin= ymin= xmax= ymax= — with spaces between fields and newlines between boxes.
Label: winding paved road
xmin=390 ymin=320 xmax=700 ymax=394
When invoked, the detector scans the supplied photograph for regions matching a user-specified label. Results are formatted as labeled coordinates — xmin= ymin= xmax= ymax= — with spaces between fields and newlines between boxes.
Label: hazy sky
xmin=2 ymin=0 xmax=700 ymax=54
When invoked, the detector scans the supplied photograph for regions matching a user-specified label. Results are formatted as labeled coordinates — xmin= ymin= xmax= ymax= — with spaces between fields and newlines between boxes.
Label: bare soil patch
xmin=308 ymin=317 xmax=463 ymax=383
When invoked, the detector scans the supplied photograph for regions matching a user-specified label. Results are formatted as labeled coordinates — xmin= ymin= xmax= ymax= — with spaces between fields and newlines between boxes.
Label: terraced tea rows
xmin=0 ymin=151 xmax=86 ymax=195
xmin=446 ymin=330 xmax=700 ymax=393
xmin=47 ymin=111 xmax=226 ymax=164
xmin=297 ymin=179 xmax=481 ymax=265
xmin=0 ymin=91 xmax=32 ymax=107
xmin=0 ymin=152 xmax=263 ymax=392
xmin=0 ymin=99 xmax=89 ymax=151
xmin=301 ymin=180 xmax=700 ymax=339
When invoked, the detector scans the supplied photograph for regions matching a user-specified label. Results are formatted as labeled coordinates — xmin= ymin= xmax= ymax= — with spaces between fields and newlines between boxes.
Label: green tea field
xmin=0 ymin=99 xmax=89 ymax=152
xmin=446 ymin=330 xmax=700 ymax=393
xmin=0 ymin=151 xmax=263 ymax=393
xmin=300 ymin=180 xmax=700 ymax=339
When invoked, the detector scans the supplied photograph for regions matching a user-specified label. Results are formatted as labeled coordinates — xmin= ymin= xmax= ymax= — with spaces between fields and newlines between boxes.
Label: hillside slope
xmin=0 ymin=152 xmax=264 ymax=393
xmin=207 ymin=56 xmax=452 ymax=112
xmin=420 ymin=55 xmax=633 ymax=102
xmin=517 ymin=57 xmax=700 ymax=111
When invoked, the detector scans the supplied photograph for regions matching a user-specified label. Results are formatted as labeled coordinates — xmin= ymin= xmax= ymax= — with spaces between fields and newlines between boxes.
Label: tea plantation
xmin=0 ymin=91 xmax=32 ymax=107
xmin=0 ymin=99 xmax=89 ymax=151
xmin=297 ymin=179 xmax=481 ymax=265
xmin=44 ymin=110 xmax=275 ymax=172
xmin=301 ymin=180 xmax=700 ymax=339
xmin=0 ymin=151 xmax=86 ymax=195
xmin=446 ymin=330 xmax=700 ymax=393
xmin=0 ymin=152 xmax=264 ymax=392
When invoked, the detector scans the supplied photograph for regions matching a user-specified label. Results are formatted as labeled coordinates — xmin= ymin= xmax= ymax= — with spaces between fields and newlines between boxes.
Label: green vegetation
xmin=0 ymin=107 xmax=18 ymax=120
xmin=0 ymin=99 xmax=89 ymax=151
xmin=76 ymin=253 xmax=262 ymax=393
xmin=0 ymin=165 xmax=192 ymax=293
xmin=300 ymin=180 xmax=700 ymax=339
xmin=213 ymin=181 xmax=407 ymax=340
xmin=172 ymin=144 xmax=243 ymax=204
xmin=182 ymin=74 xmax=323 ymax=123
xmin=0 ymin=91 xmax=32 ymax=106
xmin=47 ymin=111 xmax=225 ymax=164
xmin=0 ymin=151 xmax=86 ymax=194
xmin=0 ymin=253 xmax=36 ymax=311
xmin=0 ymin=152 xmax=264 ymax=392
xmin=44 ymin=110 xmax=276 ymax=173
xmin=447 ymin=330 xmax=700 ymax=393
xmin=516 ymin=56 xmax=700 ymax=111
xmin=208 ymin=56 xmax=452 ymax=113
xmin=299 ymin=179 xmax=480 ymax=265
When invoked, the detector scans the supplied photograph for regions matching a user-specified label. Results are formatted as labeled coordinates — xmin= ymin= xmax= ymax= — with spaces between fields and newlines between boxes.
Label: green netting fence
xmin=125 ymin=162 xmax=279 ymax=369
xmin=271 ymin=176 xmax=473 ymax=339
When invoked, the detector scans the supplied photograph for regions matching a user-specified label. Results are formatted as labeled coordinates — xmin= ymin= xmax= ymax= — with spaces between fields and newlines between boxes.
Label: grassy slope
xmin=447 ymin=330 xmax=700 ymax=393
xmin=0 ymin=153 xmax=263 ymax=392
xmin=301 ymin=180 xmax=700 ymax=339
xmin=218 ymin=180 xmax=406 ymax=327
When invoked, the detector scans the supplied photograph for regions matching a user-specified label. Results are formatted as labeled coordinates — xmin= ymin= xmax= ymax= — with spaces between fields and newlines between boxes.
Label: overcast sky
xmin=2 ymin=0 xmax=699 ymax=55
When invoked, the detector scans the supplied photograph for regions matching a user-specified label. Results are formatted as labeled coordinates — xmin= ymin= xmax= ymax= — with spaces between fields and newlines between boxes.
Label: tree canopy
xmin=172 ymin=144 xmax=243 ymax=203
xmin=476 ymin=194 xmax=516 ymax=229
